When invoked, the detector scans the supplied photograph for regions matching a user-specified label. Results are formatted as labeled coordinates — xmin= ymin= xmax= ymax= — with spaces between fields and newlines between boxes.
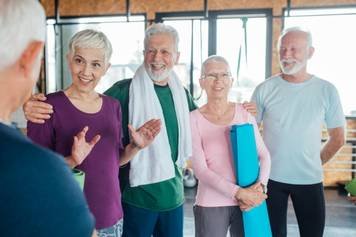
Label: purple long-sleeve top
xmin=27 ymin=91 xmax=123 ymax=229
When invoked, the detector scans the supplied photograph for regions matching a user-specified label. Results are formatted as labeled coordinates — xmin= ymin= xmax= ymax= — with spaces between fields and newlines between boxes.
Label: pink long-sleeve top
xmin=190 ymin=103 xmax=271 ymax=207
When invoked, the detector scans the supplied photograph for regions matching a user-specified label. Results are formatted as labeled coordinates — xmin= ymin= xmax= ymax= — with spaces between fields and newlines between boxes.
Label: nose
xmin=152 ymin=51 xmax=163 ymax=61
xmin=82 ymin=64 xmax=92 ymax=76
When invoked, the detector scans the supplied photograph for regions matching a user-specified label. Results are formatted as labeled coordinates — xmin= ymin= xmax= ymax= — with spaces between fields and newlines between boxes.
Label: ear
xmin=174 ymin=51 xmax=180 ymax=65
xmin=19 ymin=41 xmax=44 ymax=80
xmin=105 ymin=63 xmax=111 ymax=74
xmin=308 ymin=46 xmax=315 ymax=59
xmin=199 ymin=78 xmax=205 ymax=89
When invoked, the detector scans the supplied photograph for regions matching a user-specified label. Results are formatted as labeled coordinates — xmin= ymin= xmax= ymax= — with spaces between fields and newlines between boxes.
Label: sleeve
xmin=27 ymin=117 xmax=56 ymax=150
xmin=325 ymin=84 xmax=345 ymax=129
xmin=190 ymin=112 xmax=239 ymax=200
xmin=248 ymin=113 xmax=271 ymax=185
xmin=250 ymin=85 xmax=264 ymax=124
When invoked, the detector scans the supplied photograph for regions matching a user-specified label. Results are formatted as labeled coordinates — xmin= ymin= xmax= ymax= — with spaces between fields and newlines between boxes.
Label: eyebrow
xmin=74 ymin=54 xmax=104 ymax=63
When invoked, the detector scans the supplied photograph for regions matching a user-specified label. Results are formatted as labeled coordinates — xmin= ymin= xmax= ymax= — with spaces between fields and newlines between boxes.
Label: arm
xmin=190 ymin=113 xmax=266 ymax=206
xmin=119 ymin=119 xmax=161 ymax=166
xmin=321 ymin=127 xmax=345 ymax=164
xmin=249 ymin=114 xmax=271 ymax=186
xmin=190 ymin=113 xmax=238 ymax=199
xmin=23 ymin=93 xmax=53 ymax=123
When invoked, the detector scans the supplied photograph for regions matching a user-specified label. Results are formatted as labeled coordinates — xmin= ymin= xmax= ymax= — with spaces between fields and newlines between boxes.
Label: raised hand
xmin=242 ymin=101 xmax=257 ymax=117
xmin=128 ymin=119 xmax=161 ymax=149
xmin=70 ymin=126 xmax=101 ymax=167
xmin=23 ymin=93 xmax=53 ymax=123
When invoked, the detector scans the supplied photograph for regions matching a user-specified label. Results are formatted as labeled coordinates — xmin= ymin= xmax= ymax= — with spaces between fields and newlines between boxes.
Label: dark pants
xmin=122 ymin=202 xmax=183 ymax=237
xmin=267 ymin=180 xmax=325 ymax=237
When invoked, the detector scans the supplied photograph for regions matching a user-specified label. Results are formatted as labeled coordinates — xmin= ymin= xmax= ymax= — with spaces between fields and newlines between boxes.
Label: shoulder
xmin=256 ymin=75 xmax=281 ymax=90
xmin=105 ymin=79 xmax=132 ymax=94
xmin=45 ymin=91 xmax=66 ymax=105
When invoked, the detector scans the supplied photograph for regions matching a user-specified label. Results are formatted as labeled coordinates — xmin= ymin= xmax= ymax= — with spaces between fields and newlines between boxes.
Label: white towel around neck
xmin=128 ymin=64 xmax=192 ymax=187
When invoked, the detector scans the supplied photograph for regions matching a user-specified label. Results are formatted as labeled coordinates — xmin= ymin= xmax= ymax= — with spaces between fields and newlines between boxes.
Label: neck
xmin=65 ymin=86 xmax=98 ymax=101
xmin=206 ymin=98 xmax=230 ymax=114
xmin=153 ymin=78 xmax=169 ymax=86
xmin=282 ymin=70 xmax=312 ymax=83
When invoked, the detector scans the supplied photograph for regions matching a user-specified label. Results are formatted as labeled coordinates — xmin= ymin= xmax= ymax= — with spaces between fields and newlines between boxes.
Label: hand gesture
xmin=235 ymin=181 xmax=267 ymax=211
xmin=23 ymin=93 xmax=53 ymax=123
xmin=242 ymin=101 xmax=257 ymax=117
xmin=129 ymin=119 xmax=161 ymax=149
xmin=71 ymin=126 xmax=101 ymax=166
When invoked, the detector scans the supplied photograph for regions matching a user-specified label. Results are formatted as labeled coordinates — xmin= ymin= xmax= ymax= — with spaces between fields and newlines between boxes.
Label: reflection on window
xmin=46 ymin=16 xmax=145 ymax=94
xmin=284 ymin=8 xmax=356 ymax=116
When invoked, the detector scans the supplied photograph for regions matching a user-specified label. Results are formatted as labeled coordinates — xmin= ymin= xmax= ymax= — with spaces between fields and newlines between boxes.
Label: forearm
xmin=321 ymin=127 xmax=345 ymax=164
xmin=119 ymin=143 xmax=140 ymax=166
xmin=321 ymin=141 xmax=343 ymax=164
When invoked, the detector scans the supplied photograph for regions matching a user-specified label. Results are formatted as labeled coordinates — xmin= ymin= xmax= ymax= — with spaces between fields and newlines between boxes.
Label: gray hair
xmin=144 ymin=23 xmax=179 ymax=52
xmin=201 ymin=55 xmax=231 ymax=76
xmin=69 ymin=29 xmax=113 ymax=64
xmin=277 ymin=26 xmax=313 ymax=49
xmin=0 ymin=0 xmax=46 ymax=70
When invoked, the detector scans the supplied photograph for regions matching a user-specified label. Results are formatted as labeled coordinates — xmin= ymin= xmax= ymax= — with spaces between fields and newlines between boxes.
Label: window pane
xmin=217 ymin=17 xmax=267 ymax=103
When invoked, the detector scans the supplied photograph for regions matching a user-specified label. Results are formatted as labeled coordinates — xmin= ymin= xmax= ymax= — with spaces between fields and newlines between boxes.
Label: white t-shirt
xmin=251 ymin=75 xmax=345 ymax=184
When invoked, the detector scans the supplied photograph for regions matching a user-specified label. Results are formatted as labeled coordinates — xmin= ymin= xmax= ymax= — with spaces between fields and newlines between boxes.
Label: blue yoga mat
xmin=230 ymin=123 xmax=272 ymax=237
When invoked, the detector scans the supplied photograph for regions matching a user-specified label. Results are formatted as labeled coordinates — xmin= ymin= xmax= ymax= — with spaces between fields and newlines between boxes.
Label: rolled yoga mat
xmin=230 ymin=123 xmax=272 ymax=237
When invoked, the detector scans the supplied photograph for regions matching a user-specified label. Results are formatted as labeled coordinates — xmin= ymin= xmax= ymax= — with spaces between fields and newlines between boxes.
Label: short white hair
xmin=201 ymin=55 xmax=231 ymax=75
xmin=0 ymin=0 xmax=46 ymax=70
xmin=277 ymin=26 xmax=313 ymax=49
xmin=144 ymin=23 xmax=179 ymax=52
xmin=69 ymin=29 xmax=113 ymax=64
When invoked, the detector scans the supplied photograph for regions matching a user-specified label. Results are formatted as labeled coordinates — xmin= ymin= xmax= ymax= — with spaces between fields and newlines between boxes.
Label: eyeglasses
xmin=202 ymin=73 xmax=232 ymax=81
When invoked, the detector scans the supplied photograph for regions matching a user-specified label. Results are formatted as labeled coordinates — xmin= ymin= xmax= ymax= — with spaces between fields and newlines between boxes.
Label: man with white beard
xmin=251 ymin=27 xmax=345 ymax=237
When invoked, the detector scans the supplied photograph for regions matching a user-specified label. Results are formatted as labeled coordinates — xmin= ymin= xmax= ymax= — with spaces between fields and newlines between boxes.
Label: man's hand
xmin=23 ymin=93 xmax=53 ymax=123
xmin=129 ymin=119 xmax=161 ymax=149
xmin=242 ymin=101 xmax=257 ymax=117
xmin=69 ymin=126 xmax=101 ymax=167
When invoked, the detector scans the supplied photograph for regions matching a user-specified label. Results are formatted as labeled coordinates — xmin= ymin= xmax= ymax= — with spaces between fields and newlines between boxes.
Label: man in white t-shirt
xmin=251 ymin=27 xmax=345 ymax=237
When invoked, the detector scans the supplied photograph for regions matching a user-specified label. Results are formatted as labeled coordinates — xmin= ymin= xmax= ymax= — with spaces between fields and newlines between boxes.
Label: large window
xmin=46 ymin=15 xmax=145 ymax=93
xmin=284 ymin=7 xmax=356 ymax=116
xmin=158 ymin=10 xmax=272 ymax=105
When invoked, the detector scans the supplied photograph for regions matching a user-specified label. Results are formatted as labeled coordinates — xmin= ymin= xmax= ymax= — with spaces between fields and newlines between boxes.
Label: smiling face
xmin=200 ymin=61 xmax=233 ymax=100
xmin=67 ymin=47 xmax=109 ymax=93
xmin=144 ymin=33 xmax=179 ymax=84
xmin=278 ymin=31 xmax=314 ymax=75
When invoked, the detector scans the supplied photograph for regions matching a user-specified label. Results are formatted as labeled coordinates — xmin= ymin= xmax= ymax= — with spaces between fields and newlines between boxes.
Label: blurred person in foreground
xmin=0 ymin=0 xmax=96 ymax=236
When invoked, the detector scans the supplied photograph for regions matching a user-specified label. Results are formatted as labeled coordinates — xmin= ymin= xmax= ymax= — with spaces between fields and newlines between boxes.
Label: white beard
xmin=145 ymin=64 xmax=171 ymax=82
xmin=280 ymin=59 xmax=307 ymax=75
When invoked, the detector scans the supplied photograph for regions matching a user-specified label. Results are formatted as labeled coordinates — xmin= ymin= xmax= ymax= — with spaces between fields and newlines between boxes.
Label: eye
xmin=92 ymin=62 xmax=102 ymax=68
xmin=161 ymin=50 xmax=171 ymax=56
xmin=74 ymin=57 xmax=84 ymax=64
xmin=147 ymin=49 xmax=157 ymax=55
